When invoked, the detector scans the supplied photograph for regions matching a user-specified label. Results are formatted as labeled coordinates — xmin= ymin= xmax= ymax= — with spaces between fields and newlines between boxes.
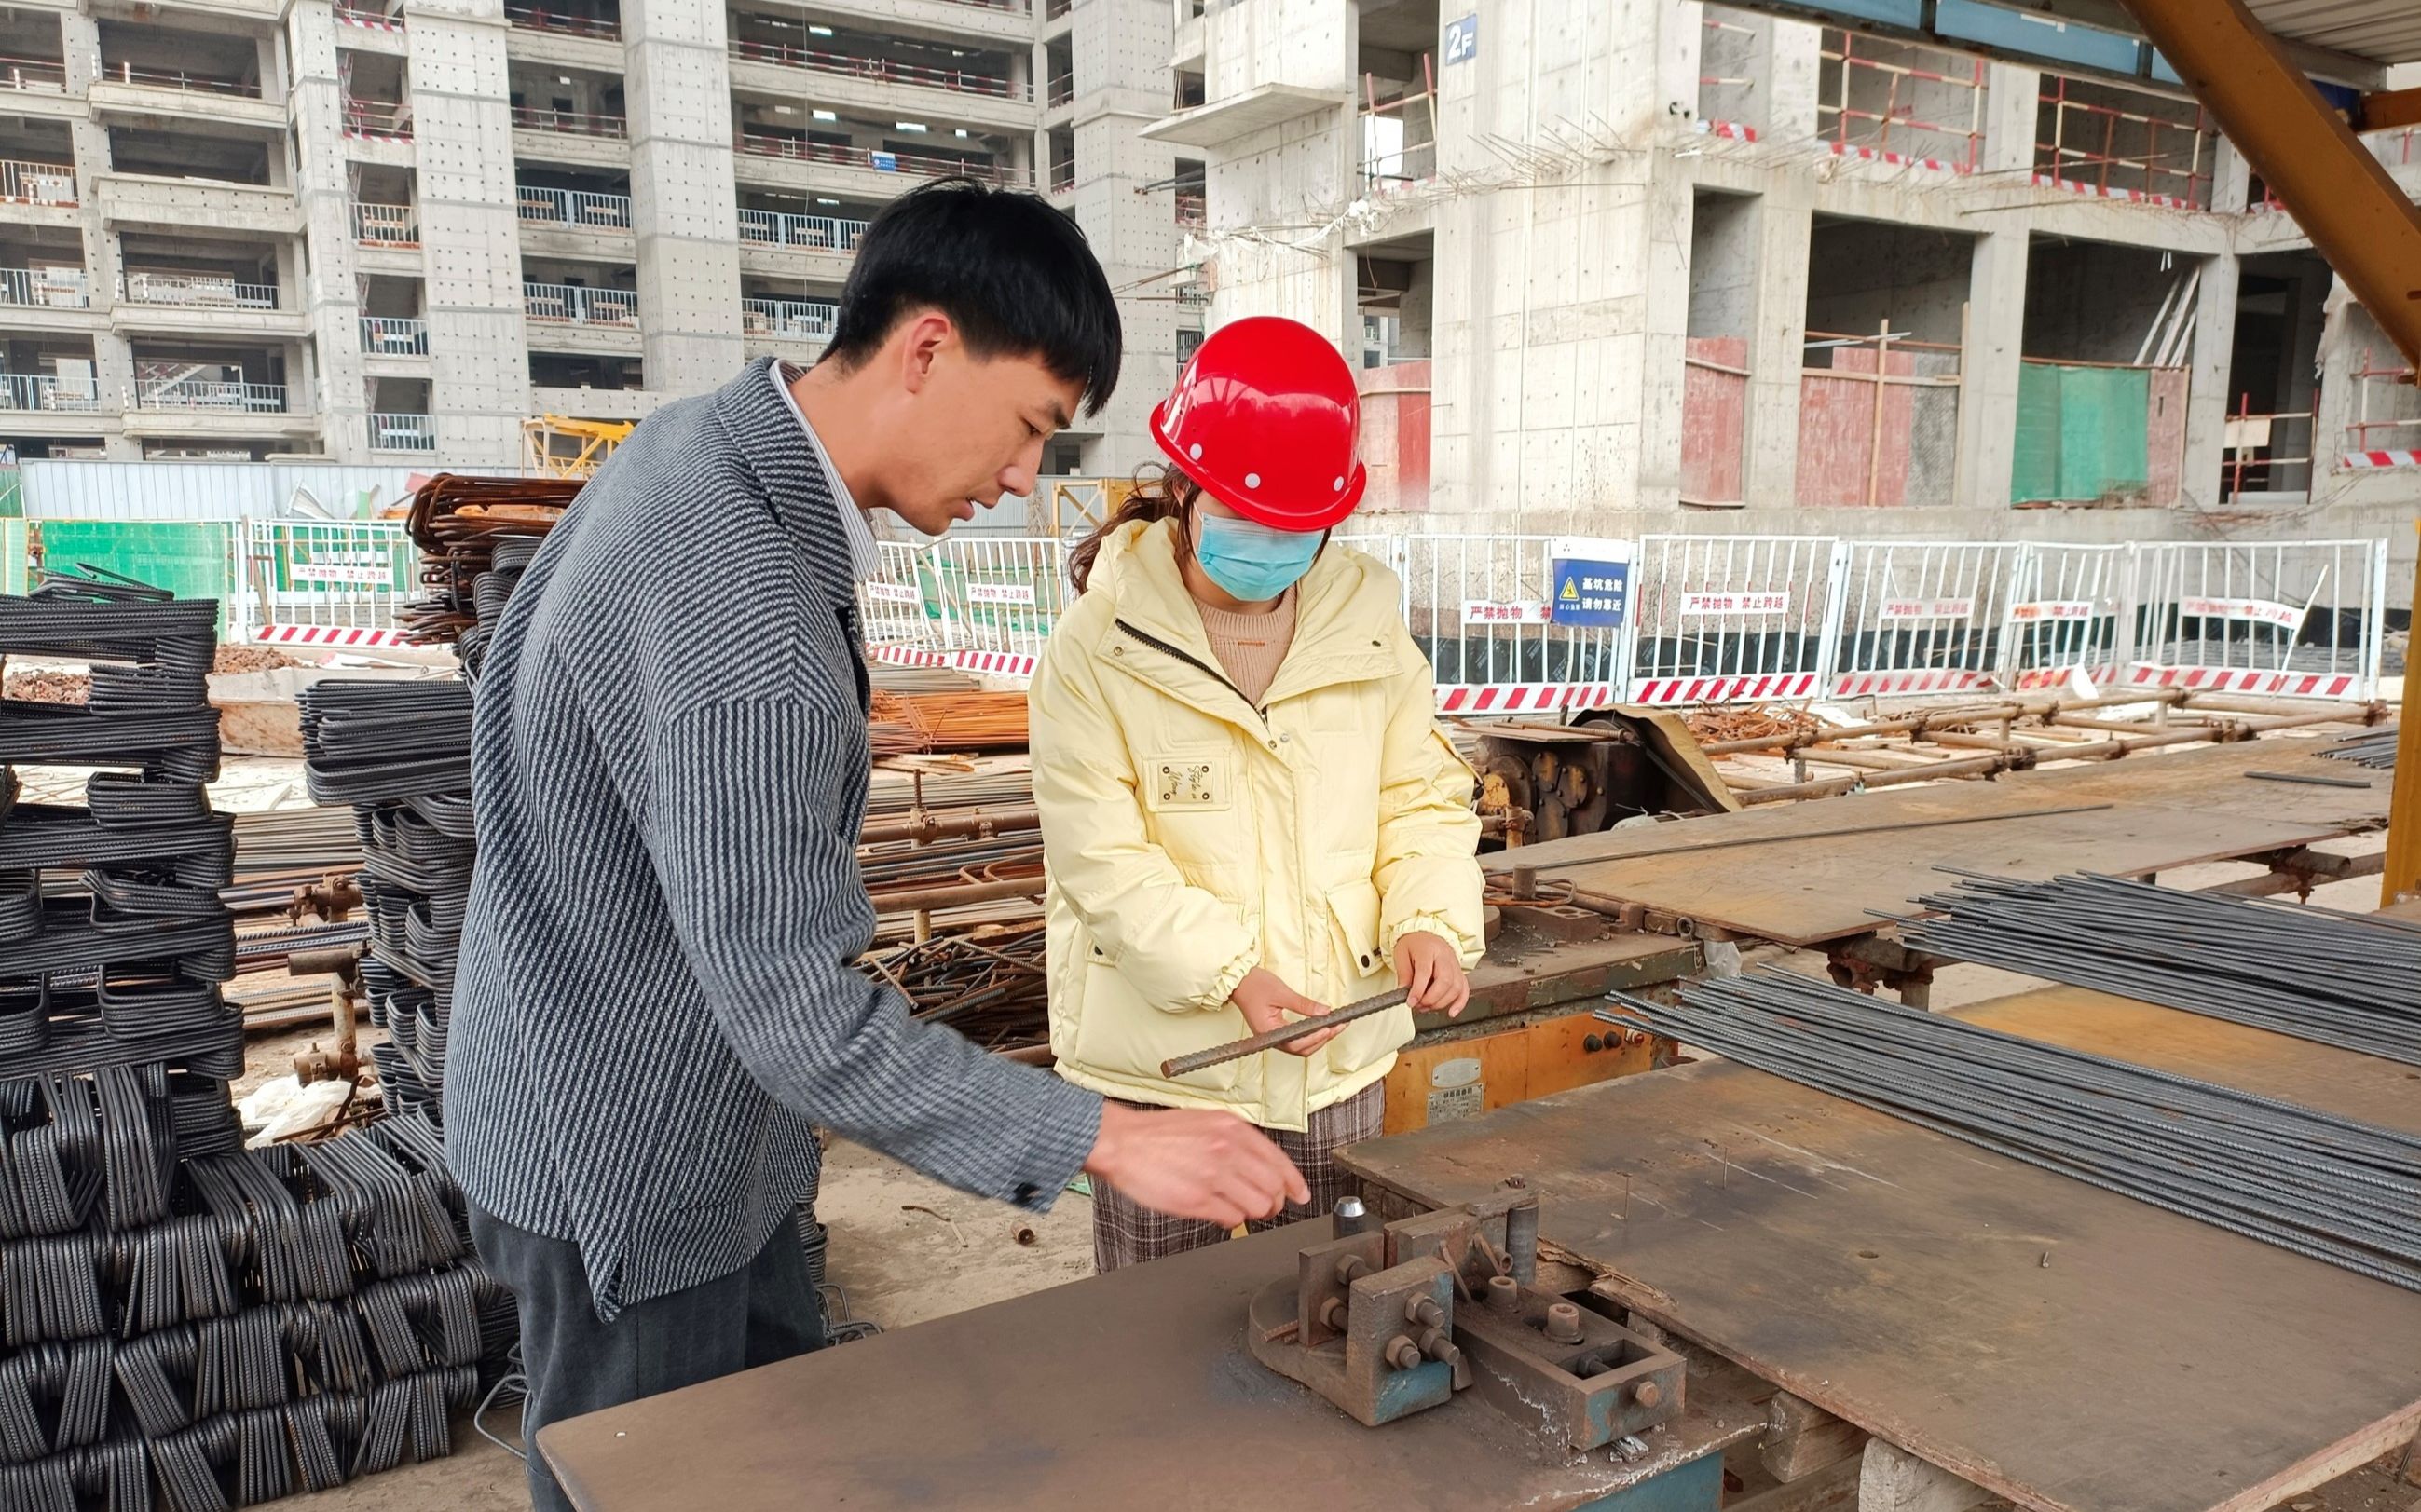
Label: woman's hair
xmin=1068 ymin=464 xmax=1200 ymax=593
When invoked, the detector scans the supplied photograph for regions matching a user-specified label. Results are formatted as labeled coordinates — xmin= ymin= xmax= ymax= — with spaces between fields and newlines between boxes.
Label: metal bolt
xmin=1334 ymin=1255 xmax=1368 ymax=1286
xmin=1543 ymin=1302 xmax=1584 ymax=1345
xmin=1319 ymin=1297 xmax=1349 ymax=1332
xmin=1384 ymin=1337 xmax=1423 ymax=1371
xmin=1418 ymin=1328 xmax=1461 ymax=1369
xmin=1634 ymin=1380 xmax=1662 ymax=1409
xmin=1405 ymin=1296 xmax=1444 ymax=1328
xmin=1485 ymin=1274 xmax=1522 ymax=1314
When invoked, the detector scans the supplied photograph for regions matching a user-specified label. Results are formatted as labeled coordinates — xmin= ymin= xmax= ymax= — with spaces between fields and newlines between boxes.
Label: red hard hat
xmin=1149 ymin=316 xmax=1366 ymax=533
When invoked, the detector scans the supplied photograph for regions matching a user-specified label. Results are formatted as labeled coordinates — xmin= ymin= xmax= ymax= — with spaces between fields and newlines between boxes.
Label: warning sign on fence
xmin=1879 ymin=596 xmax=1976 ymax=620
xmin=1462 ymin=600 xmax=1552 ymax=626
xmin=289 ymin=563 xmax=395 ymax=586
xmin=965 ymin=583 xmax=1037 ymax=606
xmin=864 ymin=582 xmax=922 ymax=606
xmin=2179 ymin=595 xmax=2303 ymax=630
xmin=2010 ymin=600 xmax=2095 ymax=621
xmin=1547 ymin=538 xmax=1630 ymax=629
xmin=1680 ymin=591 xmax=1789 ymax=617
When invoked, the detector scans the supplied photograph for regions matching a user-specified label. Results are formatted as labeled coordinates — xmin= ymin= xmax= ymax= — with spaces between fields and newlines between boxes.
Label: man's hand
xmin=1230 ymin=968 xmax=1337 ymax=1056
xmin=1084 ymin=1103 xmax=1309 ymax=1227
xmin=1395 ymin=931 xmax=1470 ymax=1016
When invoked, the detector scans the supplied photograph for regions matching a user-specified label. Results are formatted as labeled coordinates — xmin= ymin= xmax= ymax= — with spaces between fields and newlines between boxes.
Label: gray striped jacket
xmin=445 ymin=358 xmax=1101 ymax=1320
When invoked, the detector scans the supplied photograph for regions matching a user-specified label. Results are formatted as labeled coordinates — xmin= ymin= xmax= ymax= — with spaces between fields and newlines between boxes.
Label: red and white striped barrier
xmin=2119 ymin=663 xmax=2361 ymax=700
xmin=1700 ymin=120 xmax=1759 ymax=143
xmin=1830 ymin=142 xmax=1964 ymax=175
xmin=335 ymin=10 xmax=404 ymax=31
xmin=952 ymin=650 xmax=1040 ymax=680
xmin=2010 ymin=664 xmax=2116 ymax=691
xmin=2343 ymin=450 xmax=2421 ymax=470
xmin=2029 ymin=174 xmax=2195 ymax=210
xmin=1433 ymin=684 xmax=1620 ymax=716
xmin=1630 ymin=673 xmax=1823 ymax=706
xmin=867 ymin=643 xmax=955 ymax=669
xmin=253 ymin=624 xmax=411 ymax=649
xmin=1829 ymin=668 xmax=1998 ymax=699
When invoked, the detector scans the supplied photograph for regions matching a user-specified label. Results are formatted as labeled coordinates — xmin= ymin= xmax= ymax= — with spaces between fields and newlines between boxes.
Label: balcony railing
xmin=519 ymin=185 xmax=633 ymax=230
xmin=1 ymin=160 xmax=76 ymax=207
xmin=354 ymin=202 xmax=418 ymax=246
xmin=136 ymin=377 xmax=287 ymax=413
xmin=742 ymin=297 xmax=838 ymax=341
xmin=0 ymin=374 xmax=101 ymax=411
xmin=361 ymin=316 xmax=429 ymax=355
xmin=1046 ymin=0 xmax=1070 ymax=18
xmin=504 ymin=6 xmax=623 ymax=40
xmin=343 ymin=97 xmax=413 ymax=137
xmin=369 ymin=412 xmax=436 ymax=450
xmin=1046 ymin=72 xmax=1073 ymax=107
xmin=524 ymin=281 xmax=637 ymax=326
xmin=513 ymin=105 xmax=627 ymax=138
xmin=1174 ymin=190 xmax=1204 ymax=227
xmin=732 ymin=133 xmax=1026 ymax=184
xmin=727 ymin=38 xmax=1023 ymax=100
xmin=1048 ymin=160 xmax=1074 ymax=194
xmin=0 ymin=267 xmax=89 ymax=308
xmin=738 ymin=208 xmax=869 ymax=252
xmin=98 ymin=61 xmax=263 ymax=99
xmin=0 ymin=55 xmax=68 ymax=93
xmin=121 ymin=272 xmax=280 ymax=310
xmin=333 ymin=2 xmax=404 ymax=27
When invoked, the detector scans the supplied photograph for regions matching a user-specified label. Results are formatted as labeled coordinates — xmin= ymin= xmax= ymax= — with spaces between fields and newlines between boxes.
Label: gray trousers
xmin=470 ymin=1205 xmax=826 ymax=1512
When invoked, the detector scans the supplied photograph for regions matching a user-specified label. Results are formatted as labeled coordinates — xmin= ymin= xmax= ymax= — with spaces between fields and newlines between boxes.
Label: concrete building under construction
xmin=1152 ymin=0 xmax=2421 ymax=571
xmin=0 ymin=0 xmax=1190 ymax=468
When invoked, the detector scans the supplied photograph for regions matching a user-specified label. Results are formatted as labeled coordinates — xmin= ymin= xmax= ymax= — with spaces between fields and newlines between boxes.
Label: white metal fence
xmin=1625 ymin=535 xmax=1844 ymax=705
xmin=737 ymin=210 xmax=869 ymax=252
xmin=2126 ymin=539 xmax=2387 ymax=700
xmin=1830 ymin=540 xmax=2022 ymax=699
xmin=241 ymin=519 xmax=417 ymax=648
xmin=523 ymin=283 xmax=637 ymax=326
xmin=2004 ymin=542 xmax=2131 ymax=689
xmin=518 ymin=186 xmax=633 ymax=230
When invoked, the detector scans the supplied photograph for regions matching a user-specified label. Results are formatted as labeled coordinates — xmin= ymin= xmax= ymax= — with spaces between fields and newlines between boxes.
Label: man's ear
xmin=896 ymin=311 xmax=955 ymax=396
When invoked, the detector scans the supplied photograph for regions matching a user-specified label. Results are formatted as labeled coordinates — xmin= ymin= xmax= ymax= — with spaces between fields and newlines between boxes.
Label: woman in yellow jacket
xmin=1030 ymin=317 xmax=1485 ymax=1272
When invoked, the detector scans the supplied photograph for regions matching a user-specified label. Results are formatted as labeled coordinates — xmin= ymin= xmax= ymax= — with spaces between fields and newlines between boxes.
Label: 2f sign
xmin=1444 ymin=14 xmax=1477 ymax=65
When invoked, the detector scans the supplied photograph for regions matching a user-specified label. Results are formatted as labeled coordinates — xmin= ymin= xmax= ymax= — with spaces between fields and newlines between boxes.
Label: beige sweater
xmin=1196 ymin=589 xmax=1298 ymax=705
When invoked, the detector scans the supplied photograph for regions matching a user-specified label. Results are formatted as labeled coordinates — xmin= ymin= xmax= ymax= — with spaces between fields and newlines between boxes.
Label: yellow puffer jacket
xmin=1030 ymin=518 xmax=1484 ymax=1133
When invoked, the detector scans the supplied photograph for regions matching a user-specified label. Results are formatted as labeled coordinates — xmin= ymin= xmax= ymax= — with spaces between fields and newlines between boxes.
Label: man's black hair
xmin=823 ymin=178 xmax=1122 ymax=416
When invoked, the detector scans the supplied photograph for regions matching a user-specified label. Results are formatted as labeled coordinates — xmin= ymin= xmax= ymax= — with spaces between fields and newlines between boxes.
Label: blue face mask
xmin=1193 ymin=512 xmax=1320 ymax=602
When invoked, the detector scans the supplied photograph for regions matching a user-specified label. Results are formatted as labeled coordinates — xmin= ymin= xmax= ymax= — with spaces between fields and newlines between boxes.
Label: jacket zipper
xmin=1113 ymin=618 xmax=1268 ymax=726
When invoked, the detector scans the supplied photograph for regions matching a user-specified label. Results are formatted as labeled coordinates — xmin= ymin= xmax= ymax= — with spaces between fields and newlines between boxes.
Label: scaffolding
xmin=2035 ymin=76 xmax=2215 ymax=208
xmin=522 ymin=415 xmax=633 ymax=477
xmin=1698 ymin=8 xmax=1761 ymax=135
xmin=2222 ymin=391 xmax=2317 ymax=502
xmin=1819 ymin=30 xmax=1985 ymax=172
xmin=2345 ymin=347 xmax=2421 ymax=465
xmin=1361 ymin=55 xmax=1436 ymax=194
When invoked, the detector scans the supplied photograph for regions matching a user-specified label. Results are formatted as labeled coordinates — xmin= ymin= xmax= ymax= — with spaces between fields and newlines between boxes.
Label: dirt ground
xmin=247 ymin=842 xmax=2417 ymax=1512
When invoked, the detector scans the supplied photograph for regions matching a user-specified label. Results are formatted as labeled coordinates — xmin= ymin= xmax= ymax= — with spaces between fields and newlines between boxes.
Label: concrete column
xmin=290 ymin=0 xmax=370 ymax=460
xmin=2177 ymin=251 xmax=2240 ymax=509
xmin=1744 ymin=187 xmax=1811 ymax=506
xmin=2210 ymin=137 xmax=2251 ymax=214
xmin=623 ymin=0 xmax=744 ymax=394
xmin=408 ymin=0 xmax=532 ymax=467
xmin=1761 ymin=17 xmax=1823 ymax=143
xmin=1635 ymin=167 xmax=1693 ymax=511
xmin=1978 ymin=62 xmax=2039 ymax=177
xmin=1070 ymin=0 xmax=1177 ymax=470
xmin=1955 ymin=226 xmax=2028 ymax=508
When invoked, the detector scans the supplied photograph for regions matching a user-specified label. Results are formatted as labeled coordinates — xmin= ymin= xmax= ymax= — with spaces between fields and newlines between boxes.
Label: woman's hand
xmin=1395 ymin=932 xmax=1470 ymax=1016
xmin=1231 ymin=968 xmax=1338 ymax=1056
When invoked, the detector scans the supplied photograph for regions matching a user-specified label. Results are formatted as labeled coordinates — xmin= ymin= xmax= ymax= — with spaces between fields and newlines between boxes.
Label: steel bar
xmin=1894 ymin=871 xmax=2421 ymax=1065
xmin=1159 ymin=988 xmax=1412 ymax=1079
xmin=1603 ymin=970 xmax=2421 ymax=1293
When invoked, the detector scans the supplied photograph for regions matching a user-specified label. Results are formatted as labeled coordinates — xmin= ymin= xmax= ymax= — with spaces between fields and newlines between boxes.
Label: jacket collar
xmin=712 ymin=356 xmax=859 ymax=610
xmin=1092 ymin=518 xmax=1399 ymax=724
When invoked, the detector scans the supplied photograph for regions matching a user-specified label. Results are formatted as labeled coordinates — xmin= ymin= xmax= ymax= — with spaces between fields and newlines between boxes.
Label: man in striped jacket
xmin=446 ymin=181 xmax=1308 ymax=1510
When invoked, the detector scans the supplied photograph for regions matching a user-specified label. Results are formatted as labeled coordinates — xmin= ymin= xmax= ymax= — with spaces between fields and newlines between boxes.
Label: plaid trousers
xmin=1088 ymin=1083 xmax=1385 ymax=1273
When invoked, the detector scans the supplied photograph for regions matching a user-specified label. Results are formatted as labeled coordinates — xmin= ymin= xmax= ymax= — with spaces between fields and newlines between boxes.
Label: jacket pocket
xmin=1321 ymin=880 xmax=1408 ymax=1078
xmin=1070 ymin=958 xmax=1252 ymax=1097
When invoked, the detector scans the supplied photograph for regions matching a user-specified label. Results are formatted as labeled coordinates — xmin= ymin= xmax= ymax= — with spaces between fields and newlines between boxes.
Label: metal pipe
xmin=868 ymin=875 xmax=1046 ymax=914
xmin=858 ymin=807 xmax=1040 ymax=846
xmin=2114 ymin=0 xmax=2421 ymax=375
xmin=1159 ymin=988 xmax=1411 ymax=1079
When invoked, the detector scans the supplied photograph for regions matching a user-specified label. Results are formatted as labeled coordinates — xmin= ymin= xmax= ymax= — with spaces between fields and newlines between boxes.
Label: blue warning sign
xmin=1550 ymin=555 xmax=1629 ymax=629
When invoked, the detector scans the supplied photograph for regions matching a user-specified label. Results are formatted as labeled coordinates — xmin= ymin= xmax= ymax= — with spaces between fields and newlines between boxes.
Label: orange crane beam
xmin=2115 ymin=0 xmax=2421 ymax=380
xmin=2387 ymin=521 xmax=2421 ymax=908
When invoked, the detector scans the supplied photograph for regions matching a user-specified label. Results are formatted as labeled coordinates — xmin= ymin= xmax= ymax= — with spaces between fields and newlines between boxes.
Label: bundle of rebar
xmin=398 ymin=475 xmax=580 ymax=663
xmin=2320 ymin=727 xmax=2400 ymax=770
xmin=869 ymin=690 xmax=1031 ymax=753
xmin=864 ymin=924 xmax=1047 ymax=1052
xmin=1894 ymin=872 xmax=2421 ymax=1067
xmin=1602 ymin=972 xmax=2421 ymax=1294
